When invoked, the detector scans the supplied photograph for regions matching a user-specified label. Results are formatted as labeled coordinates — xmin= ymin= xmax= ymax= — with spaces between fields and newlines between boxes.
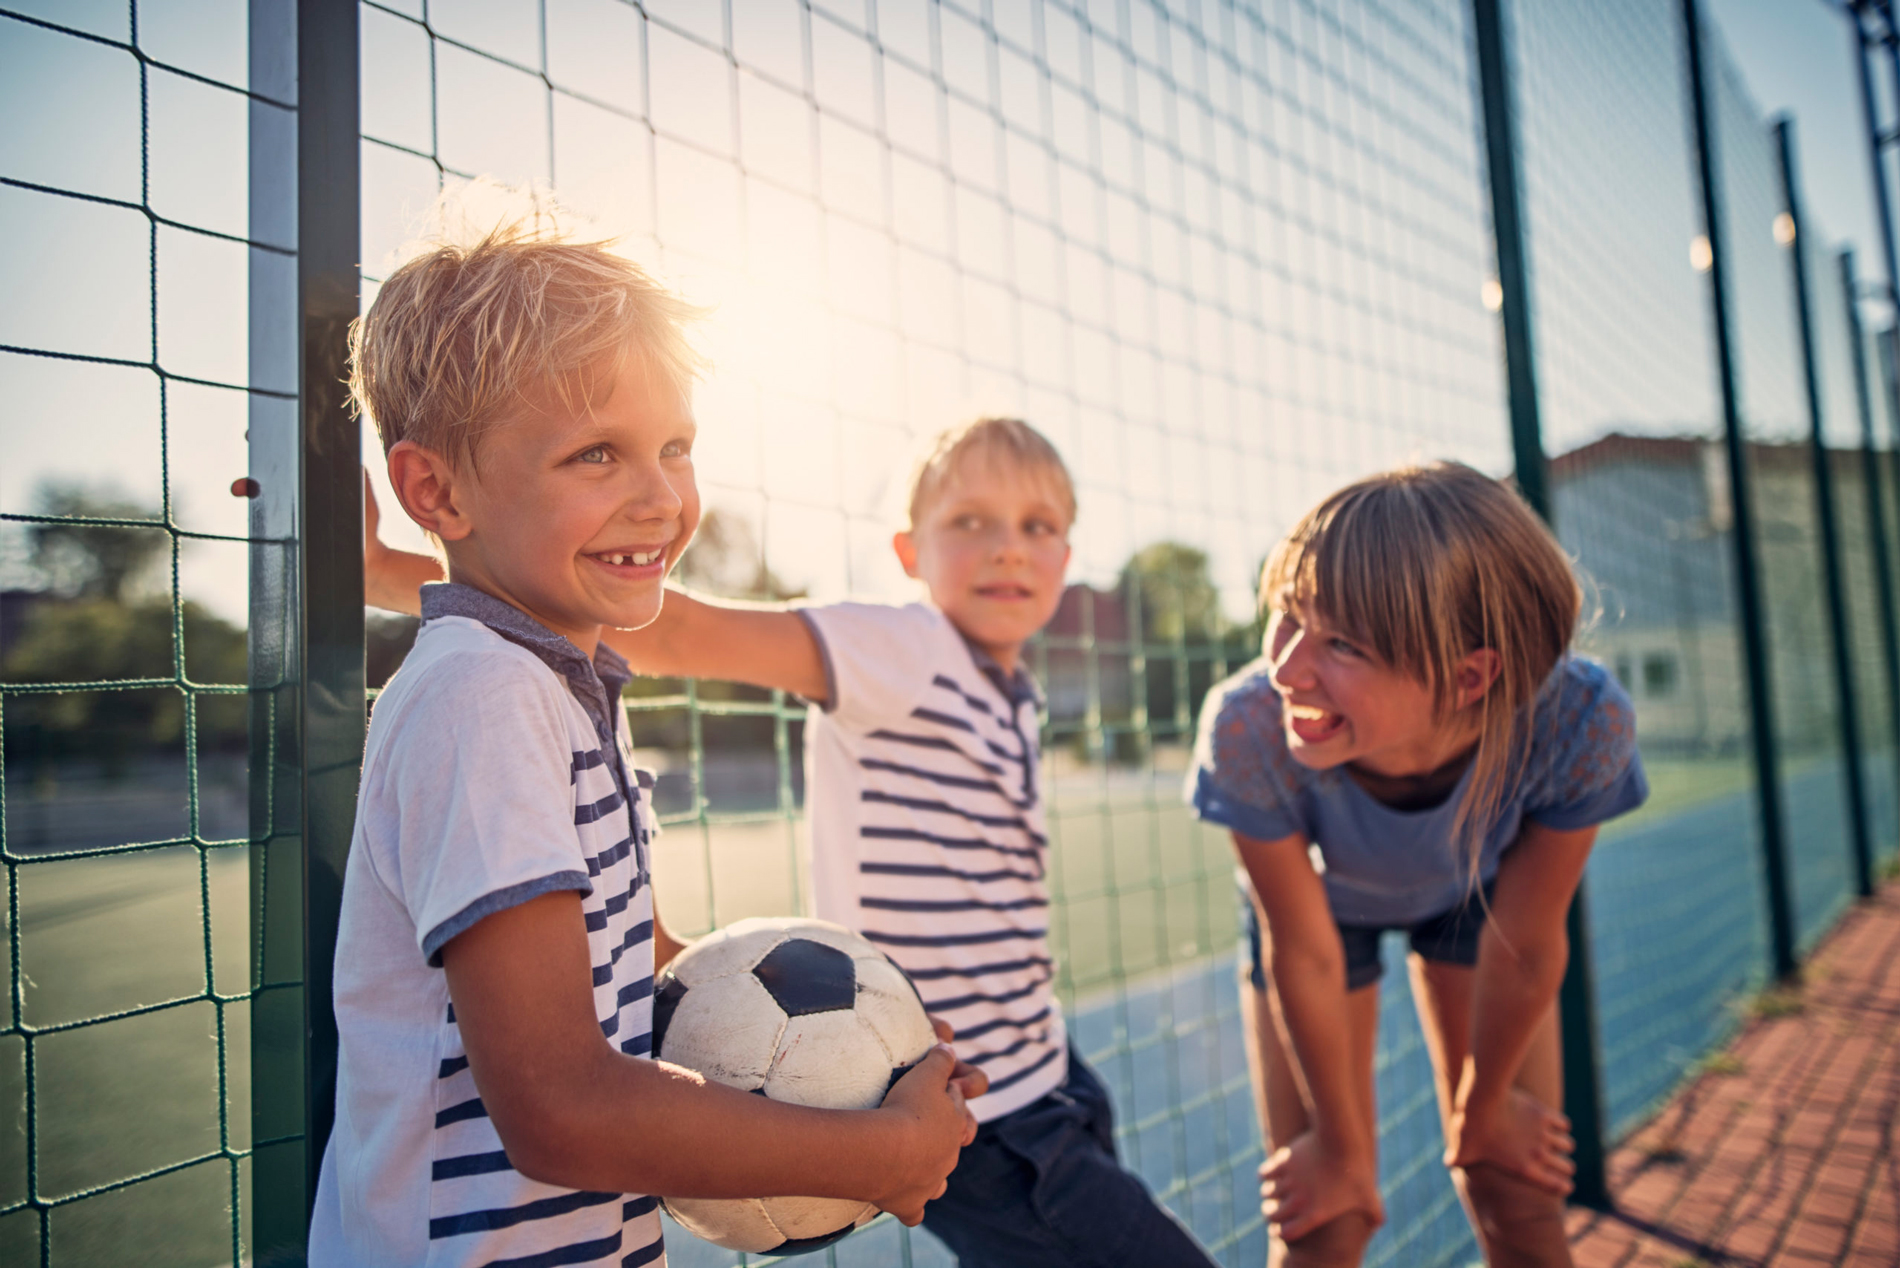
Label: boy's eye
xmin=954 ymin=515 xmax=984 ymax=531
xmin=661 ymin=439 xmax=691 ymax=459
xmin=1329 ymin=637 xmax=1361 ymax=657
xmin=574 ymin=445 xmax=610 ymax=465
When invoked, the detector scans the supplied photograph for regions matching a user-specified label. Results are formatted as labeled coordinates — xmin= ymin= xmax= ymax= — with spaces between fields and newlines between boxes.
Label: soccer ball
xmin=652 ymin=916 xmax=937 ymax=1255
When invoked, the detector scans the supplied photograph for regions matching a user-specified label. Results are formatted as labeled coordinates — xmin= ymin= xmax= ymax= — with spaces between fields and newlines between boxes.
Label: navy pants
xmin=922 ymin=1049 xmax=1218 ymax=1268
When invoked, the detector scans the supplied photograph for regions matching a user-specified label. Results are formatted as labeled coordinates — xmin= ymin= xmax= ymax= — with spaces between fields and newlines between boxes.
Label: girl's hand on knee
xmin=1445 ymin=1087 xmax=1575 ymax=1196
xmin=1259 ymin=1129 xmax=1384 ymax=1242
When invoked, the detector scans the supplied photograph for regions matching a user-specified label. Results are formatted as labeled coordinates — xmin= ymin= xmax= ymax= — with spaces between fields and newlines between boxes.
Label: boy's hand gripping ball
xmin=652 ymin=916 xmax=938 ymax=1255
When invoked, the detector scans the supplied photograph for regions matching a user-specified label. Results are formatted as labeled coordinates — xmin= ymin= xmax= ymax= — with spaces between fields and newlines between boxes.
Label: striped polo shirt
xmin=310 ymin=583 xmax=664 ymax=1268
xmin=800 ymin=601 xmax=1067 ymax=1121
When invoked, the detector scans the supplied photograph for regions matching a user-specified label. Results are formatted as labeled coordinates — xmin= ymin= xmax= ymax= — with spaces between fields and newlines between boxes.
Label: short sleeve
xmin=1185 ymin=666 xmax=1307 ymax=843
xmin=368 ymin=647 xmax=595 ymax=965
xmin=798 ymin=601 xmax=953 ymax=732
xmin=1524 ymin=658 xmax=1649 ymax=832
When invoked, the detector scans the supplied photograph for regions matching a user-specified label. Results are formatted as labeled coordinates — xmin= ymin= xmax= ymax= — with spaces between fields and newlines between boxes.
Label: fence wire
xmin=6 ymin=1 xmax=1900 ymax=1266
xmin=0 ymin=1 xmax=288 ymax=1263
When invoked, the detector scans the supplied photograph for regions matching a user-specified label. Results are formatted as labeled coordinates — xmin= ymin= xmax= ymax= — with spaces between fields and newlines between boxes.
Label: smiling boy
xmin=365 ymin=417 xmax=1219 ymax=1265
xmin=316 ymin=222 xmax=983 ymax=1268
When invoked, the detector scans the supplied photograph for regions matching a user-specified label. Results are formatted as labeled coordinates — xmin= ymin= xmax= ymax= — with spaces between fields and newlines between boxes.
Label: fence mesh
xmin=0 ymin=1 xmax=284 ymax=1263
xmin=7 ymin=0 xmax=1900 ymax=1266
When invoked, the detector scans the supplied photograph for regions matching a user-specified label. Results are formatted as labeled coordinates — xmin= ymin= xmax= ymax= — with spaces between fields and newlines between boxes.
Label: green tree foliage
xmin=27 ymin=482 xmax=169 ymax=601
xmin=3 ymin=484 xmax=249 ymax=767
xmin=1111 ymin=541 xmax=1263 ymax=758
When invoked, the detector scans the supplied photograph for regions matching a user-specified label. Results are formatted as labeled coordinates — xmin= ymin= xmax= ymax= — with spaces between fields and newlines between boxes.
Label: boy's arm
xmin=441 ymin=890 xmax=978 ymax=1219
xmin=1446 ymin=821 xmax=1595 ymax=1193
xmin=601 ymin=589 xmax=828 ymax=705
xmin=364 ymin=469 xmax=445 ymax=615
xmin=363 ymin=468 xmax=829 ymax=698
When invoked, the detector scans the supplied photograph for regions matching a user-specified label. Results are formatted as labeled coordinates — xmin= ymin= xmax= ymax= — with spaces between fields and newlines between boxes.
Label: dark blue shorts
xmin=922 ymin=1046 xmax=1218 ymax=1267
xmin=1242 ymin=884 xmax=1494 ymax=993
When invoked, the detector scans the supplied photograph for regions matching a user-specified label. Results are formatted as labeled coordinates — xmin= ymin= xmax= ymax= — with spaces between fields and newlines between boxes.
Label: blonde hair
xmin=349 ymin=202 xmax=704 ymax=470
xmin=1262 ymin=462 xmax=1581 ymax=872
xmin=905 ymin=418 xmax=1077 ymax=529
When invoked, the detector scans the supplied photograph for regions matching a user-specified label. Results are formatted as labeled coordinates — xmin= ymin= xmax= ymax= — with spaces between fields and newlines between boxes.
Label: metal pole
xmin=1682 ymin=0 xmax=1798 ymax=980
xmin=299 ymin=0 xmax=363 ymax=1224
xmin=1776 ymin=120 xmax=1874 ymax=899
xmin=1841 ymin=248 xmax=1900 ymax=869
xmin=1853 ymin=3 xmax=1900 ymax=547
xmin=1468 ymin=0 xmax=1610 ymax=1211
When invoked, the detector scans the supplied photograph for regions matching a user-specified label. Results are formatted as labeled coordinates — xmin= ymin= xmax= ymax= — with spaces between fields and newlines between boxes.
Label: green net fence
xmin=0 ymin=1 xmax=285 ymax=1263
xmin=7 ymin=0 xmax=1900 ymax=1266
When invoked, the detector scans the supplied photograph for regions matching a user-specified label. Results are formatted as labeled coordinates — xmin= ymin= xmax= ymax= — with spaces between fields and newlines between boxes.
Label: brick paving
xmin=1568 ymin=880 xmax=1900 ymax=1267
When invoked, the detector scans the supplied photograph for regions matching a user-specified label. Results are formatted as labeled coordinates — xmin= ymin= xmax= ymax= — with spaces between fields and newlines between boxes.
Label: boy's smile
xmin=392 ymin=352 xmax=700 ymax=654
xmin=894 ymin=452 xmax=1071 ymax=675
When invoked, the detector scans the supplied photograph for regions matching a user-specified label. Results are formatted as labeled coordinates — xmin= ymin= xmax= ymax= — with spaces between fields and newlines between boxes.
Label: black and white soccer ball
xmin=652 ymin=916 xmax=937 ymax=1255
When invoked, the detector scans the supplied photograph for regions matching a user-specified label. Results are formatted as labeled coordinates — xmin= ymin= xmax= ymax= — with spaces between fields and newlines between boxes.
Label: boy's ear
xmin=892 ymin=529 xmax=921 ymax=579
xmin=1453 ymin=647 xmax=1503 ymax=709
xmin=388 ymin=441 xmax=474 ymax=543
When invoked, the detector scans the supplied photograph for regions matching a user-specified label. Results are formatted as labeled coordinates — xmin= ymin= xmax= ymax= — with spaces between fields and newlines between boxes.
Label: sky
xmin=1709 ymin=0 xmax=1890 ymax=308
xmin=3 ymin=0 xmax=1899 ymax=629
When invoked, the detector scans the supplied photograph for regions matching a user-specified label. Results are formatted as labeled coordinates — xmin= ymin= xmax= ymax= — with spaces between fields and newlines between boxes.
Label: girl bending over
xmin=1188 ymin=463 xmax=1646 ymax=1268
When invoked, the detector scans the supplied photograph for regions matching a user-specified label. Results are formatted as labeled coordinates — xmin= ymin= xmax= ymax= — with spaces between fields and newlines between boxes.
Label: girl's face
xmin=1265 ymin=602 xmax=1487 ymax=778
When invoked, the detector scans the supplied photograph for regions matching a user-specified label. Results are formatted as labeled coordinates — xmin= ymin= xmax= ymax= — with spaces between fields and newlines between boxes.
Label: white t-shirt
xmin=800 ymin=601 xmax=1067 ymax=1121
xmin=309 ymin=585 xmax=664 ymax=1268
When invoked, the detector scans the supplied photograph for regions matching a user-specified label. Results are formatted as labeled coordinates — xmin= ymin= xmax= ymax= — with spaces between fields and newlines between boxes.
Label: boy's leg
xmin=1243 ymin=971 xmax=1383 ymax=1268
xmin=1407 ymin=955 xmax=1573 ymax=1268
xmin=921 ymin=1049 xmax=1220 ymax=1268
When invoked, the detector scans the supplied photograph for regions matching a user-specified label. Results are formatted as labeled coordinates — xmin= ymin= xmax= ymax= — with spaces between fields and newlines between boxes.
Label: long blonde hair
xmin=1261 ymin=462 xmax=1581 ymax=869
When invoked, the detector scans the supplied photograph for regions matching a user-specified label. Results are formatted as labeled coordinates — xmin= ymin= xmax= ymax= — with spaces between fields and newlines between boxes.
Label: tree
xmin=27 ymin=482 xmax=169 ymax=601
xmin=3 ymin=483 xmax=248 ymax=769
xmin=673 ymin=508 xmax=806 ymax=601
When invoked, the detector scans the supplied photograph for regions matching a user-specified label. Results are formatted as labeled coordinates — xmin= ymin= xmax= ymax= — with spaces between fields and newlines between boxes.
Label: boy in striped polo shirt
xmin=318 ymin=220 xmax=983 ymax=1268
xmin=573 ymin=419 xmax=1221 ymax=1266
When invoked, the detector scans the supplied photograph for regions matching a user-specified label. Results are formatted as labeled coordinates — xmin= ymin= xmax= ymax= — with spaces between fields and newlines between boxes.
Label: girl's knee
xmin=1452 ymin=1164 xmax=1572 ymax=1267
xmin=1271 ymin=1210 xmax=1378 ymax=1268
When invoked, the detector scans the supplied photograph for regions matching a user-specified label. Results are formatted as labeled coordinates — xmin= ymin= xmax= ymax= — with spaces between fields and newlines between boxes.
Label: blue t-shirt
xmin=1186 ymin=655 xmax=1648 ymax=926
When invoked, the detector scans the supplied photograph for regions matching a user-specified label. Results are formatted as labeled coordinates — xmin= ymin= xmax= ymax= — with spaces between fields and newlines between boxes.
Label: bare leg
xmin=1240 ymin=967 xmax=1384 ymax=1268
xmin=1408 ymin=956 xmax=1573 ymax=1268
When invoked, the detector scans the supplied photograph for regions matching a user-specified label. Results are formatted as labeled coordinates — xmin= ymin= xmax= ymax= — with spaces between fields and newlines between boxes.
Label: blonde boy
xmin=323 ymin=221 xmax=981 ymax=1268
xmin=370 ymin=416 xmax=1217 ymax=1266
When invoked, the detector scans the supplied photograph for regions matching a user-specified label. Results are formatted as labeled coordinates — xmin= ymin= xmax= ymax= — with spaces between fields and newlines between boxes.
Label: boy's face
xmin=410 ymin=353 xmax=699 ymax=652
xmin=895 ymin=452 xmax=1072 ymax=673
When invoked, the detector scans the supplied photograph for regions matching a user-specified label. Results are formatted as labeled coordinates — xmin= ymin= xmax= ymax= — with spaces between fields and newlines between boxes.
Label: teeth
xmin=1287 ymin=705 xmax=1333 ymax=721
xmin=600 ymin=550 xmax=662 ymax=566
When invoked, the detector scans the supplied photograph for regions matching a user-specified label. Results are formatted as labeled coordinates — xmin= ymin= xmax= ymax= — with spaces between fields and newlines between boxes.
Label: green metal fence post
xmin=1682 ymin=0 xmax=1798 ymax=980
xmin=1852 ymin=3 xmax=1900 ymax=551
xmin=298 ymin=0 xmax=365 ymax=1215
xmin=1468 ymin=0 xmax=1610 ymax=1211
xmin=1774 ymin=120 xmax=1875 ymax=899
xmin=1840 ymin=249 xmax=1900 ymax=866
xmin=247 ymin=0 xmax=363 ymax=1251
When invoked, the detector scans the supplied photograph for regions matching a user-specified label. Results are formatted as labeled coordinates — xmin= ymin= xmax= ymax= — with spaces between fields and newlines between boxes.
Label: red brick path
xmin=1567 ymin=881 xmax=1900 ymax=1267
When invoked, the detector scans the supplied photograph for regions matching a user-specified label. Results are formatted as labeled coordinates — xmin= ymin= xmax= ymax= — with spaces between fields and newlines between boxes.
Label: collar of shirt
xmin=956 ymin=630 xmax=1043 ymax=711
xmin=419 ymin=582 xmax=633 ymax=747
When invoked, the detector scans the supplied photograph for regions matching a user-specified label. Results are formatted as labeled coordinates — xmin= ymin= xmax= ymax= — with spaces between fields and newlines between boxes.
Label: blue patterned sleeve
xmin=1524 ymin=658 xmax=1649 ymax=831
xmin=1185 ymin=665 xmax=1307 ymax=843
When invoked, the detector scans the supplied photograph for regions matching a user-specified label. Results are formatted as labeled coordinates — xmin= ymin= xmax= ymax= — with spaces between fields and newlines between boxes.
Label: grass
xmin=1744 ymin=984 xmax=1805 ymax=1020
xmin=1603 ymin=754 xmax=1752 ymax=834
xmin=1695 ymin=1052 xmax=1745 ymax=1078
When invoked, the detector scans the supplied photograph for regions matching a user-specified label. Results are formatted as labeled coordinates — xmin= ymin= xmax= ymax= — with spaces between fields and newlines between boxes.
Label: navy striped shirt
xmin=310 ymin=584 xmax=664 ymax=1267
xmin=801 ymin=602 xmax=1067 ymax=1121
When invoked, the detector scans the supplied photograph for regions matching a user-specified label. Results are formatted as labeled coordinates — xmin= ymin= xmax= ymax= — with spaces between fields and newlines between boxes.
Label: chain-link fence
xmin=8 ymin=0 xmax=1900 ymax=1266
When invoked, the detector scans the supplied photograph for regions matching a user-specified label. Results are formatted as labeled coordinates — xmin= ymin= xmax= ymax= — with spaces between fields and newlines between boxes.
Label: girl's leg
xmin=1240 ymin=970 xmax=1384 ymax=1268
xmin=1407 ymin=955 xmax=1573 ymax=1268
